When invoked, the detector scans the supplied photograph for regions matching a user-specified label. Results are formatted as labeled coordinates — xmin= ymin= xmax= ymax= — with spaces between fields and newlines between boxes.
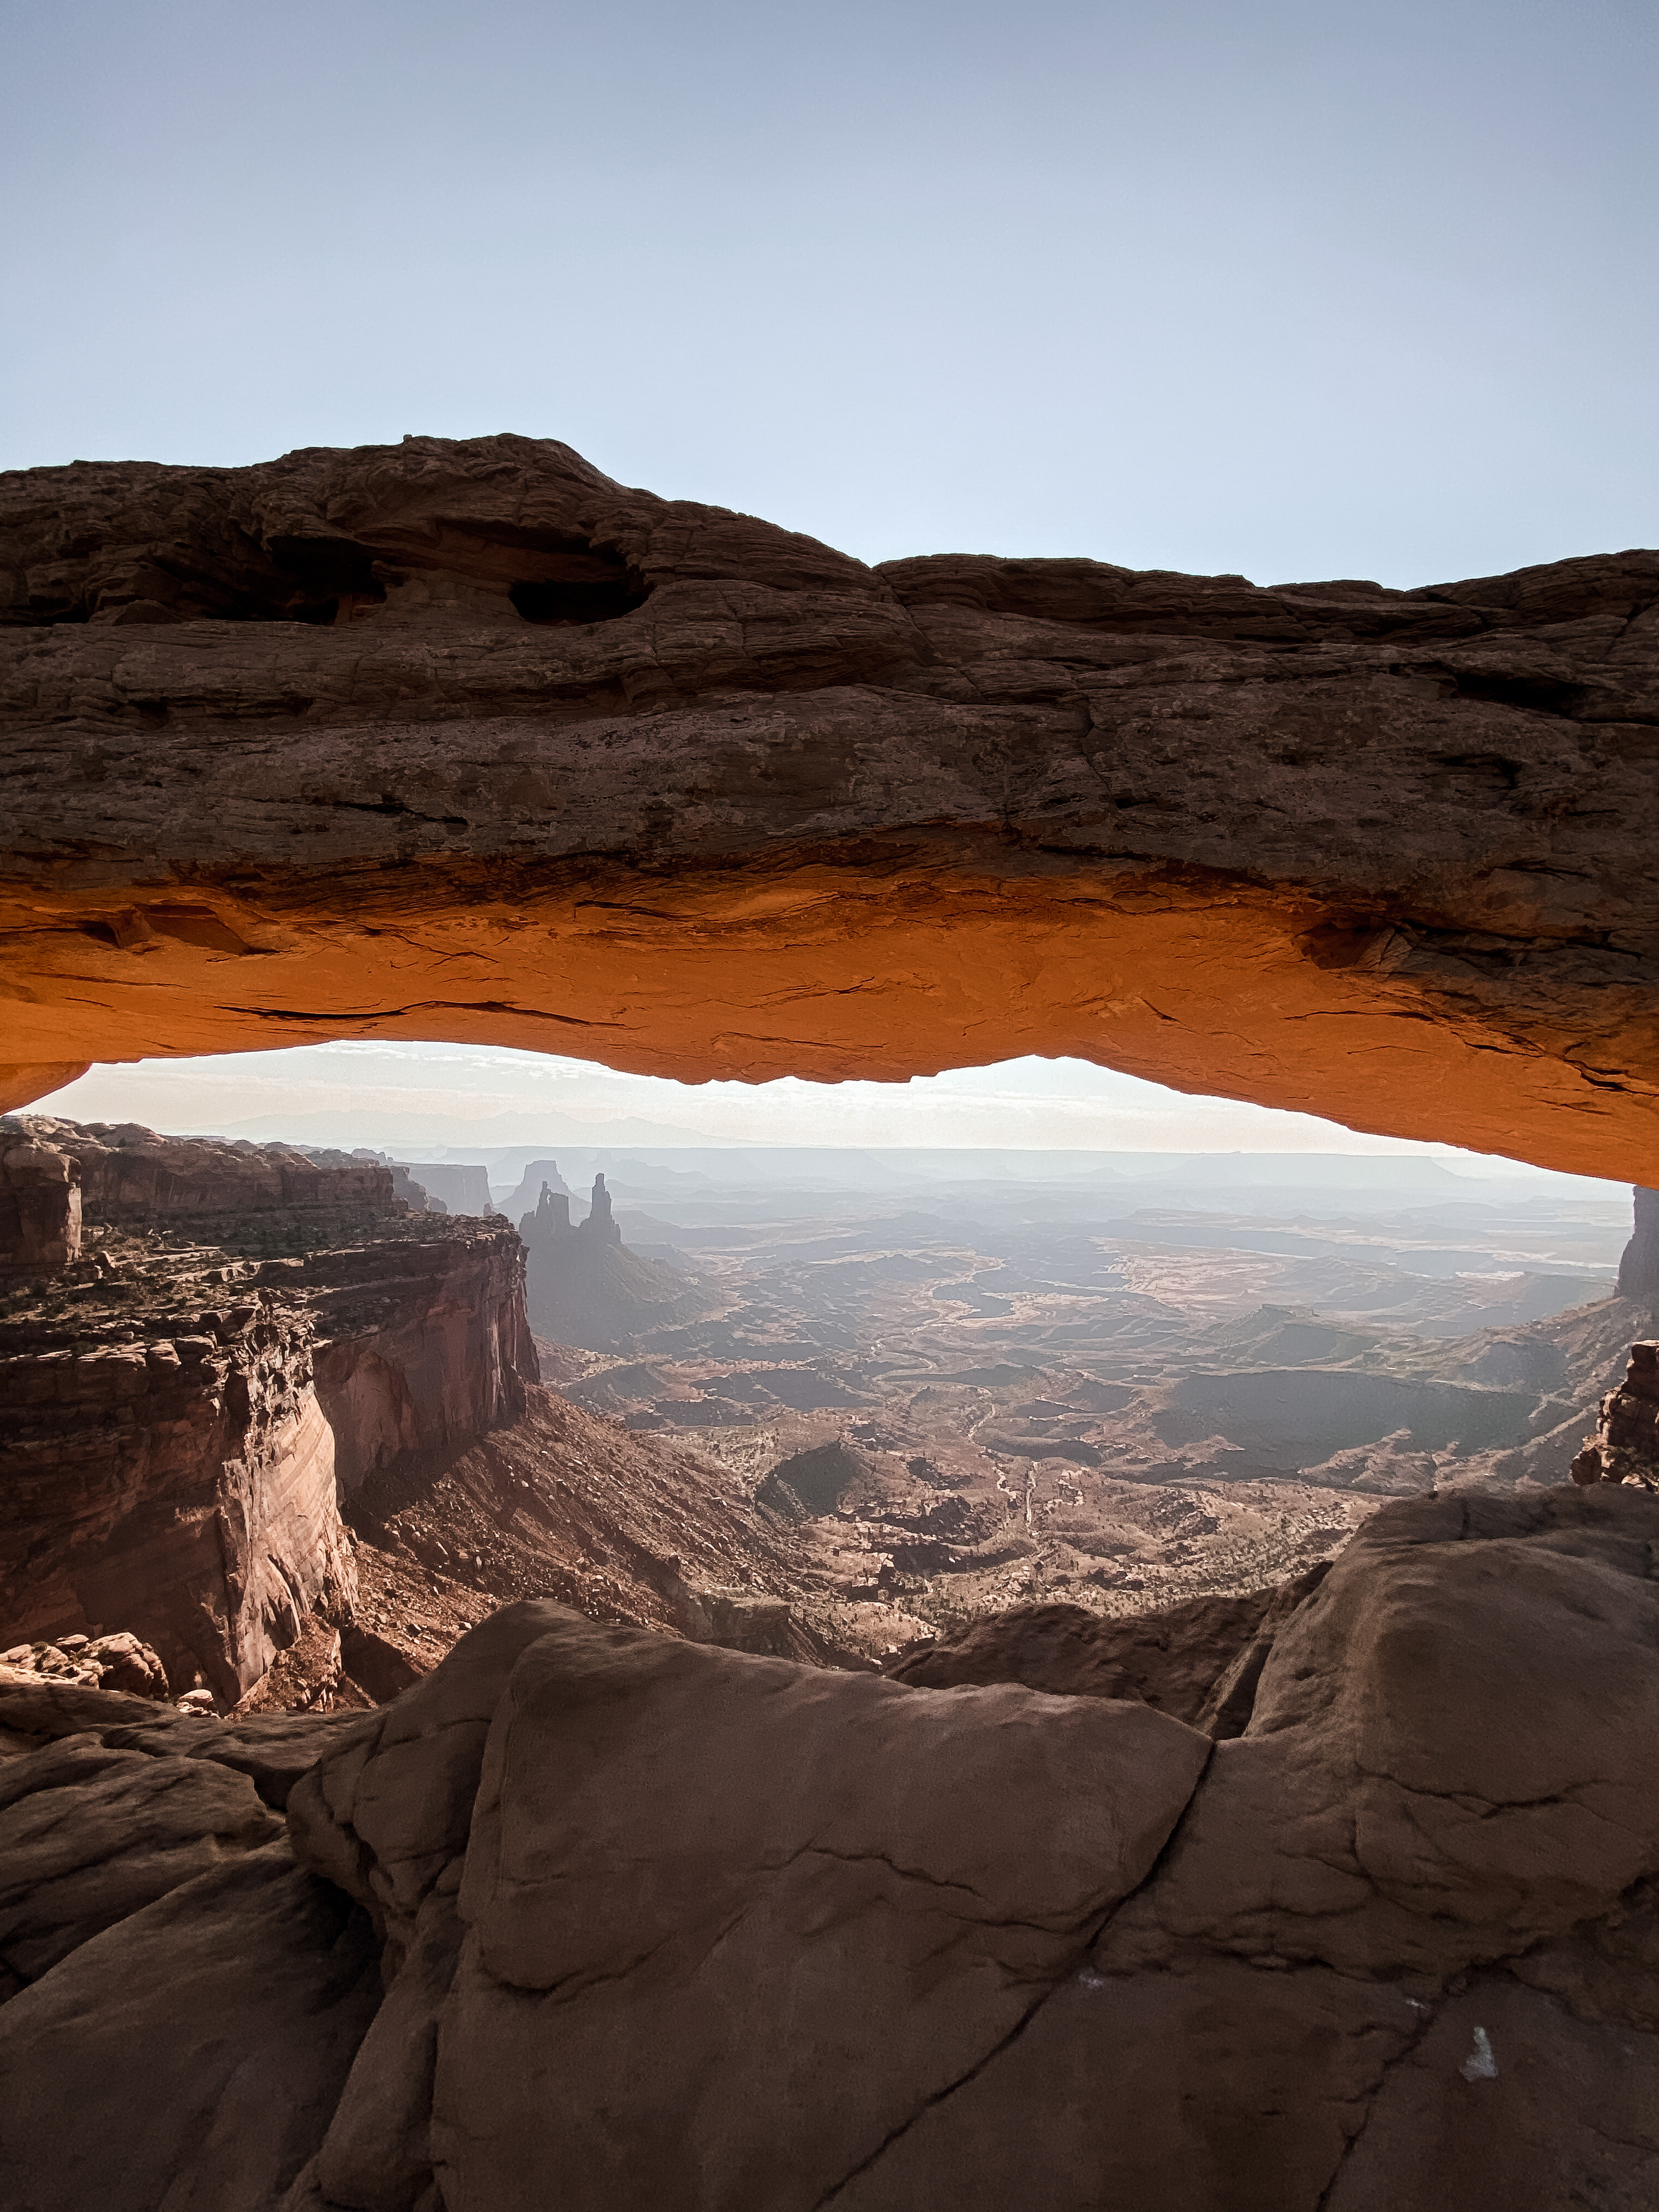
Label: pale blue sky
xmin=4 ymin=1 xmax=1655 ymax=584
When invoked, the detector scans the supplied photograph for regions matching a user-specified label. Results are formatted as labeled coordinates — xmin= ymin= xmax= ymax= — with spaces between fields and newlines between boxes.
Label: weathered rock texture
xmin=43 ymin=1119 xmax=402 ymax=1233
xmin=0 ymin=1128 xmax=81 ymax=1275
xmin=0 ymin=1116 xmax=406 ymax=1278
xmin=0 ymin=1629 xmax=170 ymax=1701
xmin=1571 ymin=1338 xmax=1659 ymax=1489
xmin=2 ymin=1297 xmax=354 ymax=1701
xmin=0 ymin=1119 xmax=537 ymax=1702
xmin=886 ymin=1561 xmax=1331 ymax=1739
xmin=294 ymin=1229 xmax=535 ymax=1492
xmin=2 ymin=438 xmax=1657 ymax=1178
xmin=4 ymin=1486 xmax=1654 ymax=2211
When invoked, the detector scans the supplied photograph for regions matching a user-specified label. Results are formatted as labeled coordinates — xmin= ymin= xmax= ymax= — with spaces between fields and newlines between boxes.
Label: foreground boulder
xmin=1 ymin=1487 xmax=1656 ymax=2209
xmin=0 ymin=1847 xmax=381 ymax=2212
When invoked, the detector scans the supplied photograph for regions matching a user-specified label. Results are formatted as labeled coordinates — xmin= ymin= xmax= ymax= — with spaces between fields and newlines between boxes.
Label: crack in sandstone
xmin=222 ymin=1000 xmax=622 ymax=1030
xmin=809 ymin=1982 xmax=1063 ymax=2210
xmin=1311 ymin=1987 xmax=1446 ymax=2212
xmin=806 ymin=1740 xmax=1222 ymax=2205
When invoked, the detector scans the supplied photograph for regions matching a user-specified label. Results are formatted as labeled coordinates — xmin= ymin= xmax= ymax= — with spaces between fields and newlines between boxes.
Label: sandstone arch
xmin=3 ymin=435 xmax=1656 ymax=1180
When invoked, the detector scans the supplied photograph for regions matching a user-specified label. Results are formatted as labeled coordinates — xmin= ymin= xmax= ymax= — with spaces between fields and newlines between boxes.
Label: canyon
xmin=2 ymin=437 xmax=1658 ymax=2209
xmin=512 ymin=1142 xmax=1643 ymax=1642
xmin=3 ymin=1115 xmax=1658 ymax=2209
xmin=0 ymin=1119 xmax=533 ymax=1702
xmin=0 ymin=1118 xmax=853 ymax=1714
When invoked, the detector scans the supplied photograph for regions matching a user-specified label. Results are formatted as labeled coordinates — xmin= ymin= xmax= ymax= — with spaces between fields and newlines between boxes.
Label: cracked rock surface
xmin=2 ymin=436 xmax=1658 ymax=1177
xmin=1 ymin=1489 xmax=1657 ymax=2209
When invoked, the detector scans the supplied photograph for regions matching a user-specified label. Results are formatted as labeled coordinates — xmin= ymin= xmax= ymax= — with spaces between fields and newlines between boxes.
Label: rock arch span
xmin=3 ymin=435 xmax=1656 ymax=1178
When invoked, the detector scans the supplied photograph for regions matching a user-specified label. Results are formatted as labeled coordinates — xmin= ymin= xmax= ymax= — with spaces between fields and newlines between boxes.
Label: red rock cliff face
xmin=21 ymin=1116 xmax=403 ymax=1234
xmin=0 ymin=1304 xmax=351 ymax=1700
xmin=267 ymin=1226 xmax=538 ymax=1492
xmin=0 ymin=1129 xmax=81 ymax=1275
xmin=0 ymin=1122 xmax=538 ymax=1701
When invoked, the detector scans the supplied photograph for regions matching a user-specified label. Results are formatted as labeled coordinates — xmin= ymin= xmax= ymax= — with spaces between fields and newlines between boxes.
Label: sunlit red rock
xmin=2 ymin=437 xmax=1657 ymax=1180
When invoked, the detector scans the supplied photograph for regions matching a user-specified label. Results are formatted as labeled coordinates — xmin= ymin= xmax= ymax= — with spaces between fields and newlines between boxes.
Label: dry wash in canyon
xmin=2 ymin=439 xmax=1658 ymax=2210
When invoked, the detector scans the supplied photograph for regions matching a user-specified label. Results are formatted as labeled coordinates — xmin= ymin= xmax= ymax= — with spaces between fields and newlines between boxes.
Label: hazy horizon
xmin=19 ymin=1044 xmax=1627 ymax=1200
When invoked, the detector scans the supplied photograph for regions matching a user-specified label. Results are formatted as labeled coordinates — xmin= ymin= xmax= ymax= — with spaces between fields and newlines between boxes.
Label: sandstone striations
xmin=0 ymin=1117 xmax=537 ymax=1703
xmin=0 ymin=438 xmax=1657 ymax=1178
xmin=1570 ymin=1339 xmax=1659 ymax=1490
xmin=0 ymin=1486 xmax=1654 ymax=2210
xmin=1 ymin=1294 xmax=349 ymax=1702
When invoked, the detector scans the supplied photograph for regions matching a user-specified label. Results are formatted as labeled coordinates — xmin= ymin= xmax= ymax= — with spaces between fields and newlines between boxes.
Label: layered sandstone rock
xmin=1571 ymin=1339 xmax=1659 ymax=1489
xmin=2 ymin=438 xmax=1657 ymax=1180
xmin=278 ymin=1228 xmax=536 ymax=1492
xmin=0 ymin=1115 xmax=407 ymax=1279
xmin=0 ymin=1129 xmax=80 ymax=1275
xmin=0 ymin=1120 xmax=538 ymax=1703
xmin=24 ymin=1115 xmax=405 ymax=1237
xmin=3 ymin=1486 xmax=1652 ymax=2211
xmin=0 ymin=1299 xmax=353 ymax=1701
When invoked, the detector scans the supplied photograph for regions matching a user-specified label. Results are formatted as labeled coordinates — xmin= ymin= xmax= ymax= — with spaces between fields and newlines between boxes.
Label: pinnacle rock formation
xmin=516 ymin=1169 xmax=704 ymax=1351
xmin=2 ymin=437 xmax=1657 ymax=1180
xmin=1617 ymin=1187 xmax=1659 ymax=1305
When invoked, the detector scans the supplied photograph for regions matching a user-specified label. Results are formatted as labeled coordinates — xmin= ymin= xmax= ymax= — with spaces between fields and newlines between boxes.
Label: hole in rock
xmin=262 ymin=535 xmax=383 ymax=599
xmin=1452 ymin=670 xmax=1589 ymax=716
xmin=509 ymin=571 xmax=649 ymax=625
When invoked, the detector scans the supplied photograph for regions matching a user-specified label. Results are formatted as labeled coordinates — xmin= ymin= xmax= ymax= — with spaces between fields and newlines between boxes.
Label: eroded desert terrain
xmin=493 ymin=1144 xmax=1637 ymax=1656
